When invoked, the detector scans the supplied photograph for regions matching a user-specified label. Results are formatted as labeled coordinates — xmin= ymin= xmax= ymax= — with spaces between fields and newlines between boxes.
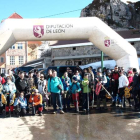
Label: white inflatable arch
xmin=0 ymin=17 xmax=138 ymax=70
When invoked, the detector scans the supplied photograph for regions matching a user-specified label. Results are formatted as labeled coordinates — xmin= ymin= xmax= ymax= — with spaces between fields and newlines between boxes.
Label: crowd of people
xmin=0 ymin=65 xmax=140 ymax=117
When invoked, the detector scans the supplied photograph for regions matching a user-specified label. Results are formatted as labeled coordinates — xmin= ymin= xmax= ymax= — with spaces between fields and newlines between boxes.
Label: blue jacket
xmin=61 ymin=76 xmax=72 ymax=91
xmin=3 ymin=82 xmax=16 ymax=95
xmin=14 ymin=97 xmax=27 ymax=108
xmin=48 ymin=77 xmax=64 ymax=94
xmin=70 ymin=82 xmax=81 ymax=94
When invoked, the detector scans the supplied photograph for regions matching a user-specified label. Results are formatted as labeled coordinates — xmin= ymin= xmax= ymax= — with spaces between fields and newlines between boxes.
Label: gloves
xmin=75 ymin=90 xmax=79 ymax=93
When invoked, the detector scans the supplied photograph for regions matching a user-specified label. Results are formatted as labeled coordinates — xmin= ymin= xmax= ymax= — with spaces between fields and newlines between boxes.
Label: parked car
xmin=13 ymin=67 xmax=34 ymax=75
xmin=41 ymin=66 xmax=82 ymax=79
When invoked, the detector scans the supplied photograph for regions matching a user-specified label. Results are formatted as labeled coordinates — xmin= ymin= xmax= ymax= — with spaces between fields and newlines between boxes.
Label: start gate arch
xmin=0 ymin=17 xmax=138 ymax=70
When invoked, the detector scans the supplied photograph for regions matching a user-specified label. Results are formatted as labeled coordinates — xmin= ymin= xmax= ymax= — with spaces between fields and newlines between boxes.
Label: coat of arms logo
xmin=33 ymin=25 xmax=44 ymax=38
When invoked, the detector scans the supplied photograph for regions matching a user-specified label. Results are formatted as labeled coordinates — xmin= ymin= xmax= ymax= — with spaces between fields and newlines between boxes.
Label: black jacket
xmin=15 ymin=78 xmax=29 ymax=95
xmin=132 ymin=73 xmax=140 ymax=91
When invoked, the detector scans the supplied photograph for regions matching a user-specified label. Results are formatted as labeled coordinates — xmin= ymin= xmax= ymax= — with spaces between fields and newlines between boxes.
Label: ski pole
xmin=32 ymin=93 xmax=35 ymax=115
xmin=75 ymin=91 xmax=79 ymax=112
xmin=87 ymin=83 xmax=89 ymax=111
xmin=9 ymin=92 xmax=11 ymax=117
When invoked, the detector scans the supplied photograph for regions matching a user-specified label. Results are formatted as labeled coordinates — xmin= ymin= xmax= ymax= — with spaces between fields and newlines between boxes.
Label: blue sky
xmin=0 ymin=0 xmax=93 ymax=21
xmin=0 ymin=0 xmax=139 ymax=21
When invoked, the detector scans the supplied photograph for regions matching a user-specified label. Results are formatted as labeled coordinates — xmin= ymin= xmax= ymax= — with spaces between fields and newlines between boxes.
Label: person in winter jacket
xmin=27 ymin=71 xmax=35 ymax=91
xmin=0 ymin=83 xmax=7 ymax=115
xmin=0 ymin=75 xmax=6 ymax=85
xmin=118 ymin=70 xmax=129 ymax=108
xmin=3 ymin=76 xmax=16 ymax=116
xmin=95 ymin=69 xmax=107 ymax=110
xmin=48 ymin=70 xmax=64 ymax=114
xmin=132 ymin=68 xmax=140 ymax=110
xmin=46 ymin=69 xmax=53 ymax=107
xmin=61 ymin=72 xmax=72 ymax=111
xmin=104 ymin=70 xmax=112 ymax=100
xmin=7 ymin=69 xmax=15 ymax=83
xmin=75 ymin=70 xmax=82 ymax=82
xmin=110 ymin=65 xmax=120 ymax=107
xmin=15 ymin=71 xmax=29 ymax=97
xmin=38 ymin=74 xmax=49 ymax=110
xmin=14 ymin=92 xmax=27 ymax=117
xmin=29 ymin=89 xmax=43 ymax=116
xmin=127 ymin=70 xmax=133 ymax=107
xmin=15 ymin=71 xmax=30 ymax=113
xmin=70 ymin=76 xmax=81 ymax=112
xmin=82 ymin=73 xmax=91 ymax=111
xmin=34 ymin=71 xmax=40 ymax=88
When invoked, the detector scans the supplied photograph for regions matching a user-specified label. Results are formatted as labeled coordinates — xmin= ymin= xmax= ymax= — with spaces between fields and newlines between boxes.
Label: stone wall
xmin=52 ymin=45 xmax=101 ymax=58
xmin=54 ymin=57 xmax=110 ymax=66
xmin=52 ymin=41 xmax=140 ymax=66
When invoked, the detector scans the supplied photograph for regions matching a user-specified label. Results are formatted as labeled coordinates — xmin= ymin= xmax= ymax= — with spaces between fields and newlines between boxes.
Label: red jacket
xmin=128 ymin=76 xmax=133 ymax=87
xmin=0 ymin=76 xmax=6 ymax=85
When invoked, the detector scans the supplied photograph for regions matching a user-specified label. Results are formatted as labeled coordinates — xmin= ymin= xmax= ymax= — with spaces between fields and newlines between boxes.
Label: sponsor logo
xmin=104 ymin=37 xmax=111 ymax=47
xmin=33 ymin=25 xmax=44 ymax=38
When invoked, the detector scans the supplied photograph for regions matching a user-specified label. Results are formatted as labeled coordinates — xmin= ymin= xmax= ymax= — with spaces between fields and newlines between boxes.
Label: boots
xmin=96 ymin=97 xmax=100 ymax=110
xmin=103 ymin=99 xmax=107 ymax=110
xmin=110 ymin=102 xmax=116 ymax=107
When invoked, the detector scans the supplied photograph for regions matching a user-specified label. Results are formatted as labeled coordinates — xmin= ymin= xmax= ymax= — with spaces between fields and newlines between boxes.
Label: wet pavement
xmin=0 ymin=106 xmax=140 ymax=140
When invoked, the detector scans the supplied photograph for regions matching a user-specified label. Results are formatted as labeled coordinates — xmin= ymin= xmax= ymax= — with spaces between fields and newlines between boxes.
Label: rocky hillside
xmin=80 ymin=0 xmax=140 ymax=30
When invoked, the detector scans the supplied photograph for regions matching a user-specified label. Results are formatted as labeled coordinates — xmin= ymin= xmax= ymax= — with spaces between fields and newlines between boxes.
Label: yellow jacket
xmin=0 ymin=93 xmax=7 ymax=104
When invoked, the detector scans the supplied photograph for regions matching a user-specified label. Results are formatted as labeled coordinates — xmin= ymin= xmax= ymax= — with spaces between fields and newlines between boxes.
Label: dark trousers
xmin=48 ymin=94 xmax=52 ymax=106
xmin=82 ymin=93 xmax=88 ymax=110
xmin=51 ymin=93 xmax=63 ymax=111
xmin=112 ymin=87 xmax=118 ymax=103
xmin=35 ymin=104 xmax=43 ymax=113
xmin=96 ymin=90 xmax=107 ymax=109
xmin=6 ymin=96 xmax=14 ymax=112
xmin=0 ymin=107 xmax=3 ymax=114
xmin=62 ymin=91 xmax=70 ymax=109
xmin=25 ymin=94 xmax=30 ymax=113
xmin=133 ymin=90 xmax=139 ymax=108
xmin=20 ymin=108 xmax=26 ymax=116
xmin=118 ymin=88 xmax=125 ymax=107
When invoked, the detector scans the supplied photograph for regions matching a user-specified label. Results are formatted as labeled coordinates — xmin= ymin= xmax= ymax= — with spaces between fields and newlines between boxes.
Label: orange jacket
xmin=29 ymin=94 xmax=42 ymax=106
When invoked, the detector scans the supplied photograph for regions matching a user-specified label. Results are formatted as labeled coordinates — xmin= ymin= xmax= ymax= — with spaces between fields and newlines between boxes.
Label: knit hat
xmin=128 ymin=71 xmax=133 ymax=74
xmin=133 ymin=68 xmax=137 ymax=73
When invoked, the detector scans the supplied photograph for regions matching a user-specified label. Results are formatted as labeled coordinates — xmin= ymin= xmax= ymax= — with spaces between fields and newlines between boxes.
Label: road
xmin=0 ymin=106 xmax=140 ymax=140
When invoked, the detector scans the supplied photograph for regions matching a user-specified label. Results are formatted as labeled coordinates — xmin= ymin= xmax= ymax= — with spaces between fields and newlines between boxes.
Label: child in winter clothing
xmin=70 ymin=76 xmax=81 ymax=112
xmin=61 ymin=72 xmax=72 ymax=110
xmin=82 ymin=73 xmax=91 ymax=111
xmin=14 ymin=92 xmax=27 ymax=117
